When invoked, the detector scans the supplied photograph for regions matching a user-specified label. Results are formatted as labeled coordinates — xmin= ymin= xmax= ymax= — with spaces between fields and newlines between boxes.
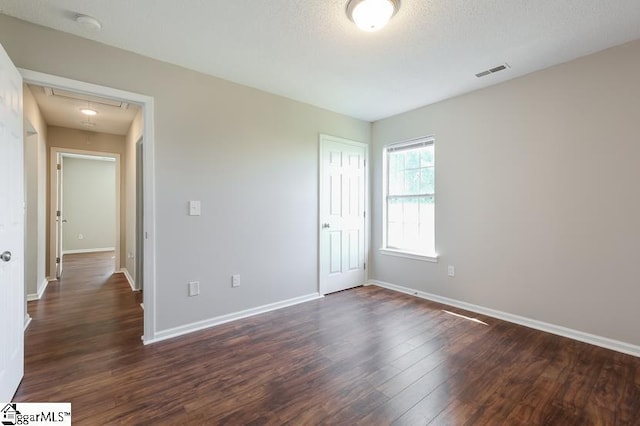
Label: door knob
xmin=322 ymin=223 xmax=330 ymax=229
xmin=1 ymin=251 xmax=11 ymax=262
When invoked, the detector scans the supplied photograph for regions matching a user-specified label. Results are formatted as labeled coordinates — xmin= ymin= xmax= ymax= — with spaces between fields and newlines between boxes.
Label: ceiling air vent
xmin=475 ymin=63 xmax=510 ymax=78
xmin=44 ymin=87 xmax=129 ymax=110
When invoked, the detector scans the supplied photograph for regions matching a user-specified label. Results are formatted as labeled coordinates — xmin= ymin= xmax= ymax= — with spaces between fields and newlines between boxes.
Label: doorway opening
xmin=20 ymin=68 xmax=156 ymax=343
xmin=52 ymin=150 xmax=120 ymax=278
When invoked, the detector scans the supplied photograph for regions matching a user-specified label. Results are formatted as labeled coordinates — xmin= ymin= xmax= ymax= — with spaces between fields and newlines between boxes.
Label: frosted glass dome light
xmin=347 ymin=0 xmax=400 ymax=32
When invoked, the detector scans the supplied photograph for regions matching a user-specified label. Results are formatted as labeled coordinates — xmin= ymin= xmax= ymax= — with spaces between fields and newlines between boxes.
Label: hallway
xmin=16 ymin=252 xmax=143 ymax=414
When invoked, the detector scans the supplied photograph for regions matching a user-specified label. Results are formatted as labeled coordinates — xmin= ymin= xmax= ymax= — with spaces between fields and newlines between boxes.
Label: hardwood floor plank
xmin=15 ymin=252 xmax=640 ymax=424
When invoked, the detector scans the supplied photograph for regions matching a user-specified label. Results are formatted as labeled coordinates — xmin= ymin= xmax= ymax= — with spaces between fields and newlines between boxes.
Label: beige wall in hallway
xmin=46 ymin=126 xmax=127 ymax=274
xmin=23 ymin=84 xmax=48 ymax=299
xmin=61 ymin=157 xmax=117 ymax=252
xmin=124 ymin=109 xmax=143 ymax=286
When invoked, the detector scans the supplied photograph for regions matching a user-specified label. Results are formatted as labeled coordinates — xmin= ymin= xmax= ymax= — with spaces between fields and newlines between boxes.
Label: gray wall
xmin=0 ymin=15 xmax=371 ymax=332
xmin=7 ymin=14 xmax=636 ymax=349
xmin=62 ymin=157 xmax=116 ymax=252
xmin=371 ymin=39 xmax=640 ymax=347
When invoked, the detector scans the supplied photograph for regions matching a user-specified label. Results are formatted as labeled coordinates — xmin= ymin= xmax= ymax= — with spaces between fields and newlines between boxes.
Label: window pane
xmin=403 ymin=197 xmax=419 ymax=224
xmin=404 ymin=169 xmax=420 ymax=195
xmin=389 ymin=152 xmax=404 ymax=175
xmin=387 ymin=222 xmax=402 ymax=248
xmin=405 ymin=150 xmax=420 ymax=169
xmin=388 ymin=198 xmax=403 ymax=223
xmin=419 ymin=166 xmax=434 ymax=194
xmin=389 ymin=169 xmax=403 ymax=194
xmin=403 ymin=222 xmax=420 ymax=250
xmin=420 ymin=146 xmax=434 ymax=167
xmin=419 ymin=196 xmax=435 ymax=224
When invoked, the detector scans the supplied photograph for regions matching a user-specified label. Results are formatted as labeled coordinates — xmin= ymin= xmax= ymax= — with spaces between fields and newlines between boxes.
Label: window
xmin=382 ymin=137 xmax=436 ymax=259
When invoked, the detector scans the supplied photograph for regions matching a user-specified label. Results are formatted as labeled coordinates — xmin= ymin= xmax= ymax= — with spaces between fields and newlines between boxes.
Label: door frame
xmin=20 ymin=68 xmax=158 ymax=343
xmin=50 ymin=149 xmax=121 ymax=273
xmin=135 ymin=137 xmax=144 ymax=291
xmin=318 ymin=133 xmax=370 ymax=295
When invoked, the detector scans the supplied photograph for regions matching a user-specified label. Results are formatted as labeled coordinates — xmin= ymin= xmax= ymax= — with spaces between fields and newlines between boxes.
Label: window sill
xmin=379 ymin=248 xmax=439 ymax=263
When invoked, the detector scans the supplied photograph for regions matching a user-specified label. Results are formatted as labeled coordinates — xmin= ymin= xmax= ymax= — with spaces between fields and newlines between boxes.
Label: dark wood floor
xmin=16 ymin=252 xmax=640 ymax=425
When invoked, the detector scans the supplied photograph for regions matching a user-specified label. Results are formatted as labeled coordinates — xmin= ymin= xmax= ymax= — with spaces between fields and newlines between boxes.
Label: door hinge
xmin=56 ymin=257 xmax=60 ymax=263
xmin=364 ymin=262 xmax=366 ymax=270
xmin=57 ymin=163 xmax=61 ymax=170
xmin=56 ymin=210 xmax=61 ymax=217
xmin=363 ymin=211 xmax=366 ymax=218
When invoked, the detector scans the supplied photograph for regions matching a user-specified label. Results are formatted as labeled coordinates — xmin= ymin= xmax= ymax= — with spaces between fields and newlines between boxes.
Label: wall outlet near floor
xmin=78 ymin=233 xmax=84 ymax=240
xmin=232 ymin=274 xmax=241 ymax=287
xmin=448 ymin=265 xmax=455 ymax=277
xmin=188 ymin=281 xmax=200 ymax=296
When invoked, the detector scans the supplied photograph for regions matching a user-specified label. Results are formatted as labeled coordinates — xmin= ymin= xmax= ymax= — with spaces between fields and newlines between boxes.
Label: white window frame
xmin=380 ymin=136 xmax=438 ymax=262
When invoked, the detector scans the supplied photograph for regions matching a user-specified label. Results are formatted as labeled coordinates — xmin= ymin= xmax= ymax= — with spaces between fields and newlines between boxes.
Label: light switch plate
xmin=189 ymin=281 xmax=200 ymax=296
xmin=188 ymin=200 xmax=201 ymax=216
xmin=232 ymin=274 xmax=240 ymax=287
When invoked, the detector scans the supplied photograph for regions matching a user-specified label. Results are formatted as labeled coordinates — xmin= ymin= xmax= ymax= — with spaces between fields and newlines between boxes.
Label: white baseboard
xmin=118 ymin=268 xmax=138 ymax=291
xmin=24 ymin=314 xmax=32 ymax=331
xmin=62 ymin=247 xmax=115 ymax=255
xmin=148 ymin=292 xmax=324 ymax=344
xmin=368 ymin=280 xmax=640 ymax=358
xmin=27 ymin=278 xmax=50 ymax=301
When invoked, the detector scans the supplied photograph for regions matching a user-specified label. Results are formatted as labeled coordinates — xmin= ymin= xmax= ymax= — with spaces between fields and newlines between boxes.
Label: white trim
xmin=379 ymin=248 xmax=438 ymax=263
xmin=318 ymin=134 xmax=369 ymax=295
xmin=20 ymin=68 xmax=157 ymax=344
xmin=62 ymin=247 xmax=116 ymax=255
xmin=24 ymin=314 xmax=32 ymax=331
xmin=27 ymin=278 xmax=50 ymax=301
xmin=385 ymin=135 xmax=435 ymax=151
xmin=118 ymin=268 xmax=137 ymax=292
xmin=368 ymin=280 xmax=640 ymax=358
xmin=147 ymin=293 xmax=324 ymax=344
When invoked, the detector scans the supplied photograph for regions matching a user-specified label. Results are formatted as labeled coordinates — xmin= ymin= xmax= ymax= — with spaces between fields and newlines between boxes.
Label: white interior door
xmin=0 ymin=43 xmax=25 ymax=402
xmin=319 ymin=135 xmax=367 ymax=294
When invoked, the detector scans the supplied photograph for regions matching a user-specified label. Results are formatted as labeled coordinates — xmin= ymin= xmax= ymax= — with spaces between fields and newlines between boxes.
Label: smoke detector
xmin=75 ymin=14 xmax=102 ymax=31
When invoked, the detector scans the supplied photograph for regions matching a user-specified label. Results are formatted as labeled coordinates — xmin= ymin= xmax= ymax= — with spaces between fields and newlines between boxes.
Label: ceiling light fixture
xmin=80 ymin=108 xmax=97 ymax=116
xmin=75 ymin=14 xmax=102 ymax=31
xmin=346 ymin=0 xmax=400 ymax=32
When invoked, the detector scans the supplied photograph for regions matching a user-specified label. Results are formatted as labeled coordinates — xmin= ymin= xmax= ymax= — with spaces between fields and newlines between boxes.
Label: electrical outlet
xmin=448 ymin=265 xmax=455 ymax=277
xmin=78 ymin=233 xmax=84 ymax=240
xmin=188 ymin=281 xmax=200 ymax=296
xmin=232 ymin=274 xmax=240 ymax=287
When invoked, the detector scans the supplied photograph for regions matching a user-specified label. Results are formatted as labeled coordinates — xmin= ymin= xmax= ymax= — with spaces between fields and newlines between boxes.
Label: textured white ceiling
xmin=4 ymin=0 xmax=640 ymax=121
xmin=28 ymin=84 xmax=139 ymax=135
